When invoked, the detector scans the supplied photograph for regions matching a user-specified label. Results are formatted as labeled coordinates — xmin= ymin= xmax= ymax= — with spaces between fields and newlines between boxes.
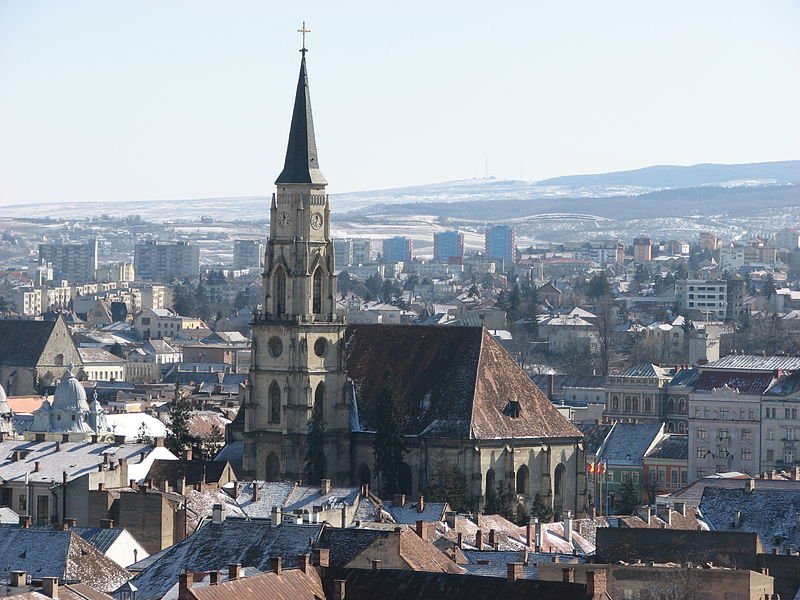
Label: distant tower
xmin=244 ymin=30 xmax=349 ymax=482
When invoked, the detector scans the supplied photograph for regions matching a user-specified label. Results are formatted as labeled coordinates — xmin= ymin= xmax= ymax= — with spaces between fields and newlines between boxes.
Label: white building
xmin=675 ymin=279 xmax=728 ymax=320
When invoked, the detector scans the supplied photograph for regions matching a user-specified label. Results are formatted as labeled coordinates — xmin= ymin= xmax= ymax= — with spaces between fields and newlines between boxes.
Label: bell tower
xmin=244 ymin=28 xmax=349 ymax=483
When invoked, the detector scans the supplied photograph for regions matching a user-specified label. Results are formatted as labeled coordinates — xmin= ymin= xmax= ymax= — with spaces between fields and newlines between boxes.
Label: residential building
xmin=383 ymin=236 xmax=413 ymax=263
xmin=675 ymin=279 xmax=728 ymax=320
xmin=575 ymin=240 xmax=625 ymax=267
xmin=433 ymin=230 xmax=465 ymax=264
xmin=775 ymin=227 xmax=800 ymax=250
xmin=537 ymin=314 xmax=599 ymax=354
xmin=484 ymin=225 xmax=515 ymax=267
xmin=233 ymin=239 xmax=264 ymax=270
xmin=761 ymin=370 xmax=800 ymax=472
xmin=132 ymin=308 xmax=206 ymax=340
xmin=39 ymin=239 xmax=98 ymax=282
xmin=351 ymin=239 xmax=372 ymax=265
xmin=632 ymin=236 xmax=652 ymax=263
xmin=78 ymin=348 xmax=126 ymax=381
xmin=643 ymin=434 xmax=689 ymax=498
xmin=604 ymin=363 xmax=678 ymax=424
xmin=134 ymin=241 xmax=200 ymax=282
xmin=333 ymin=238 xmax=353 ymax=268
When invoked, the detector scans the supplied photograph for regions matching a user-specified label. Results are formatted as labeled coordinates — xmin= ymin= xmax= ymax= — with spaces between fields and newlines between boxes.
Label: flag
xmin=587 ymin=462 xmax=595 ymax=474
xmin=600 ymin=462 xmax=607 ymax=474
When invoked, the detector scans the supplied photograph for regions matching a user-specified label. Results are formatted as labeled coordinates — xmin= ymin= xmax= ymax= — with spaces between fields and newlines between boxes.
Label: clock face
xmin=278 ymin=212 xmax=290 ymax=228
xmin=310 ymin=212 xmax=323 ymax=230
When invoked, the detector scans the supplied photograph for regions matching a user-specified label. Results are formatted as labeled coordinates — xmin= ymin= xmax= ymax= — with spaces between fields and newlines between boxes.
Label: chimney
xmin=457 ymin=532 xmax=463 ymax=548
xmin=534 ymin=517 xmax=544 ymax=549
xmin=270 ymin=556 xmax=282 ymax=575
xmin=371 ymin=559 xmax=381 ymax=570
xmin=521 ymin=548 xmax=529 ymax=565
xmin=41 ymin=577 xmax=58 ymax=599
xmin=91 ymin=434 xmax=99 ymax=444
xmin=331 ymin=580 xmax=346 ymax=600
xmin=341 ymin=505 xmax=348 ymax=529
xmin=476 ymin=529 xmax=483 ymax=549
xmin=64 ymin=518 xmax=76 ymax=529
xmin=445 ymin=511 xmax=456 ymax=529
xmin=212 ymin=504 xmax=223 ymax=524
xmin=100 ymin=519 xmax=115 ymax=529
xmin=563 ymin=511 xmax=573 ymax=544
xmin=97 ymin=482 xmax=104 ymax=491
xmin=507 ymin=562 xmax=523 ymax=583
xmin=271 ymin=506 xmax=282 ymax=526
xmin=154 ymin=437 xmax=165 ymax=448
xmin=585 ymin=569 xmax=608 ymax=600
xmin=793 ymin=466 xmax=800 ymax=481
xmin=178 ymin=573 xmax=192 ymax=599
xmin=562 ymin=567 xmax=575 ymax=583
xmin=393 ymin=494 xmax=406 ymax=508
xmin=209 ymin=571 xmax=221 ymax=585
xmin=320 ymin=479 xmax=331 ymax=495
xmin=796 ymin=513 xmax=800 ymax=529
xmin=746 ymin=479 xmax=755 ymax=492
xmin=227 ymin=564 xmax=242 ymax=581
xmin=548 ymin=372 xmax=555 ymax=400
xmin=114 ymin=434 xmax=126 ymax=445
xmin=657 ymin=506 xmax=672 ymax=526
xmin=34 ymin=461 xmax=40 ymax=472
xmin=55 ymin=441 xmax=61 ymax=452
xmin=416 ymin=520 xmax=431 ymax=542
xmin=488 ymin=529 xmax=496 ymax=548
xmin=10 ymin=571 xmax=26 ymax=587
xmin=674 ymin=502 xmax=686 ymax=516
xmin=298 ymin=554 xmax=310 ymax=574
xmin=734 ymin=511 xmax=741 ymax=528
xmin=312 ymin=548 xmax=330 ymax=568
xmin=637 ymin=506 xmax=652 ymax=524
xmin=417 ymin=495 xmax=425 ymax=513
xmin=22 ymin=515 xmax=32 ymax=529
xmin=252 ymin=482 xmax=259 ymax=502
xmin=526 ymin=521 xmax=532 ymax=548
xmin=183 ymin=449 xmax=192 ymax=461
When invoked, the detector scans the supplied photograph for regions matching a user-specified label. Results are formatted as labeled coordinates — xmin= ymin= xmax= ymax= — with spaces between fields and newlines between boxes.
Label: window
xmin=18 ymin=494 xmax=26 ymax=512
xmin=768 ymin=430 xmax=775 ymax=441
xmin=516 ymin=465 xmax=529 ymax=495
xmin=658 ymin=468 xmax=665 ymax=483
xmin=742 ymin=429 xmax=752 ymax=440
xmin=787 ymin=408 xmax=791 ymax=420
xmin=785 ymin=448 xmax=795 ymax=464
xmin=624 ymin=396 xmax=632 ymax=412
xmin=633 ymin=472 xmax=640 ymax=484
xmin=679 ymin=422 xmax=686 ymax=434
xmin=312 ymin=268 xmax=323 ymax=314
xmin=767 ymin=449 xmax=775 ymax=462
xmin=698 ymin=428 xmax=707 ymax=439
xmin=644 ymin=397 xmax=652 ymax=412
xmin=671 ymin=470 xmax=679 ymax=485
xmin=268 ymin=381 xmax=281 ymax=424
xmin=612 ymin=396 xmax=619 ymax=411
xmin=697 ymin=447 xmax=707 ymax=458
xmin=632 ymin=397 xmax=639 ymax=412
xmin=681 ymin=470 xmax=688 ymax=484
xmin=742 ymin=448 xmax=752 ymax=461
xmin=788 ymin=428 xmax=796 ymax=441
xmin=718 ymin=429 xmax=729 ymax=440
xmin=141 ymin=317 xmax=150 ymax=325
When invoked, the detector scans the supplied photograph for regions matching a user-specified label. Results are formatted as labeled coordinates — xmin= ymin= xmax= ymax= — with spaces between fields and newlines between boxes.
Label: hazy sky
xmin=1 ymin=1 xmax=798 ymax=206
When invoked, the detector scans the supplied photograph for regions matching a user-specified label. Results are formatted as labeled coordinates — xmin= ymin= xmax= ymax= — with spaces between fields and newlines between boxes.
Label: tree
xmin=762 ymin=274 xmax=777 ymax=298
xmin=529 ymin=493 xmax=553 ymax=523
xmin=373 ymin=378 xmax=407 ymax=497
xmin=166 ymin=383 xmax=194 ymax=456
xmin=136 ymin=421 xmax=152 ymax=445
xmin=199 ymin=424 xmax=225 ymax=461
xmin=586 ymin=273 xmax=610 ymax=299
xmin=484 ymin=479 xmax=515 ymax=521
xmin=594 ymin=295 xmax=617 ymax=378
xmin=304 ymin=400 xmax=327 ymax=483
xmin=233 ymin=290 xmax=249 ymax=312
xmin=614 ymin=478 xmax=638 ymax=515
xmin=427 ymin=457 xmax=470 ymax=512
xmin=172 ymin=284 xmax=197 ymax=317
xmin=338 ymin=271 xmax=352 ymax=295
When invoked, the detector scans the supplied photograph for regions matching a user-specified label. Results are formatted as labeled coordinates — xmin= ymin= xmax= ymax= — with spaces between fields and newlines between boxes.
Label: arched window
xmin=624 ymin=396 xmax=632 ymax=412
xmin=485 ymin=468 xmax=496 ymax=497
xmin=632 ymin=397 xmax=640 ymax=412
xmin=314 ymin=382 xmax=326 ymax=419
xmin=667 ymin=421 xmax=675 ymax=433
xmin=679 ymin=422 xmax=686 ymax=434
xmin=54 ymin=354 xmax=64 ymax=367
xmin=274 ymin=267 xmax=287 ymax=317
xmin=554 ymin=464 xmax=566 ymax=497
xmin=667 ymin=397 xmax=675 ymax=412
xmin=313 ymin=268 xmax=323 ymax=314
xmin=644 ymin=397 xmax=652 ymax=413
xmin=612 ymin=395 xmax=619 ymax=411
xmin=266 ymin=452 xmax=280 ymax=482
xmin=679 ymin=399 xmax=686 ymax=413
xmin=516 ymin=465 xmax=529 ymax=495
xmin=269 ymin=381 xmax=281 ymax=423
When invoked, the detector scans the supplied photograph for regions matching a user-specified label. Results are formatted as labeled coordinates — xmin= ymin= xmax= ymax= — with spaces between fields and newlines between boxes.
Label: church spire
xmin=275 ymin=27 xmax=327 ymax=186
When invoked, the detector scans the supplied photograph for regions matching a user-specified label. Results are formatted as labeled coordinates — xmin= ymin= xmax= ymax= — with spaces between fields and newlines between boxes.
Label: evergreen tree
xmin=529 ymin=493 xmax=553 ymax=523
xmin=373 ymin=378 xmax=407 ymax=497
xmin=614 ymin=478 xmax=639 ymax=515
xmin=762 ymin=274 xmax=777 ymax=298
xmin=484 ymin=480 xmax=515 ymax=520
xmin=166 ymin=383 xmax=194 ymax=456
xmin=233 ymin=291 xmax=249 ymax=312
xmin=136 ymin=421 xmax=153 ymax=445
xmin=427 ymin=457 xmax=470 ymax=512
xmin=586 ymin=273 xmax=611 ymax=299
xmin=304 ymin=400 xmax=327 ymax=483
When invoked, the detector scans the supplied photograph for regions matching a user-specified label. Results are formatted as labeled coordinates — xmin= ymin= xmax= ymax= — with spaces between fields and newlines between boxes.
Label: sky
xmin=0 ymin=1 xmax=798 ymax=206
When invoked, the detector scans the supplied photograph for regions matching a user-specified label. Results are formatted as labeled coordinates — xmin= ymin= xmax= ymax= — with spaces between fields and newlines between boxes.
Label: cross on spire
xmin=298 ymin=21 xmax=311 ymax=55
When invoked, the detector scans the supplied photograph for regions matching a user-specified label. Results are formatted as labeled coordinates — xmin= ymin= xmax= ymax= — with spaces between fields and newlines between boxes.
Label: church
xmin=242 ymin=39 xmax=587 ymax=518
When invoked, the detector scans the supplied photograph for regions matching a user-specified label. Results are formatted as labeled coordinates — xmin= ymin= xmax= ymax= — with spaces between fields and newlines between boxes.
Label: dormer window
xmin=504 ymin=400 xmax=521 ymax=418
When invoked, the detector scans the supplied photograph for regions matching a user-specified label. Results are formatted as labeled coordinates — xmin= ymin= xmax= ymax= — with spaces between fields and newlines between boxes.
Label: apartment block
xmin=39 ymin=239 xmax=99 ymax=282
xmin=134 ymin=241 xmax=200 ymax=282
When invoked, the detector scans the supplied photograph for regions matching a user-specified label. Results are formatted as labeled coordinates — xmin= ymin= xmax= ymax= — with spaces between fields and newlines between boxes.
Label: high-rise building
xmin=484 ymin=225 xmax=515 ymax=267
xmin=383 ymin=237 xmax=413 ymax=263
xmin=351 ymin=239 xmax=372 ymax=265
xmin=233 ymin=240 xmax=265 ymax=269
xmin=633 ymin=236 xmax=652 ymax=262
xmin=134 ymin=241 xmax=200 ymax=282
xmin=334 ymin=239 xmax=353 ymax=268
xmin=434 ymin=231 xmax=465 ymax=264
xmin=38 ymin=239 xmax=98 ymax=283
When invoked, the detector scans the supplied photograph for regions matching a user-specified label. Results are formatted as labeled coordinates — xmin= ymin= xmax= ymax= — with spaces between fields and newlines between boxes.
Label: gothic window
xmin=679 ymin=399 xmax=686 ymax=413
xmin=313 ymin=268 xmax=323 ymax=314
xmin=485 ymin=468 xmax=495 ymax=497
xmin=516 ymin=465 xmax=529 ymax=495
xmin=554 ymin=464 xmax=566 ymax=497
xmin=314 ymin=382 xmax=325 ymax=418
xmin=269 ymin=381 xmax=281 ymax=423
xmin=274 ymin=267 xmax=287 ymax=317
xmin=667 ymin=397 xmax=675 ymax=412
